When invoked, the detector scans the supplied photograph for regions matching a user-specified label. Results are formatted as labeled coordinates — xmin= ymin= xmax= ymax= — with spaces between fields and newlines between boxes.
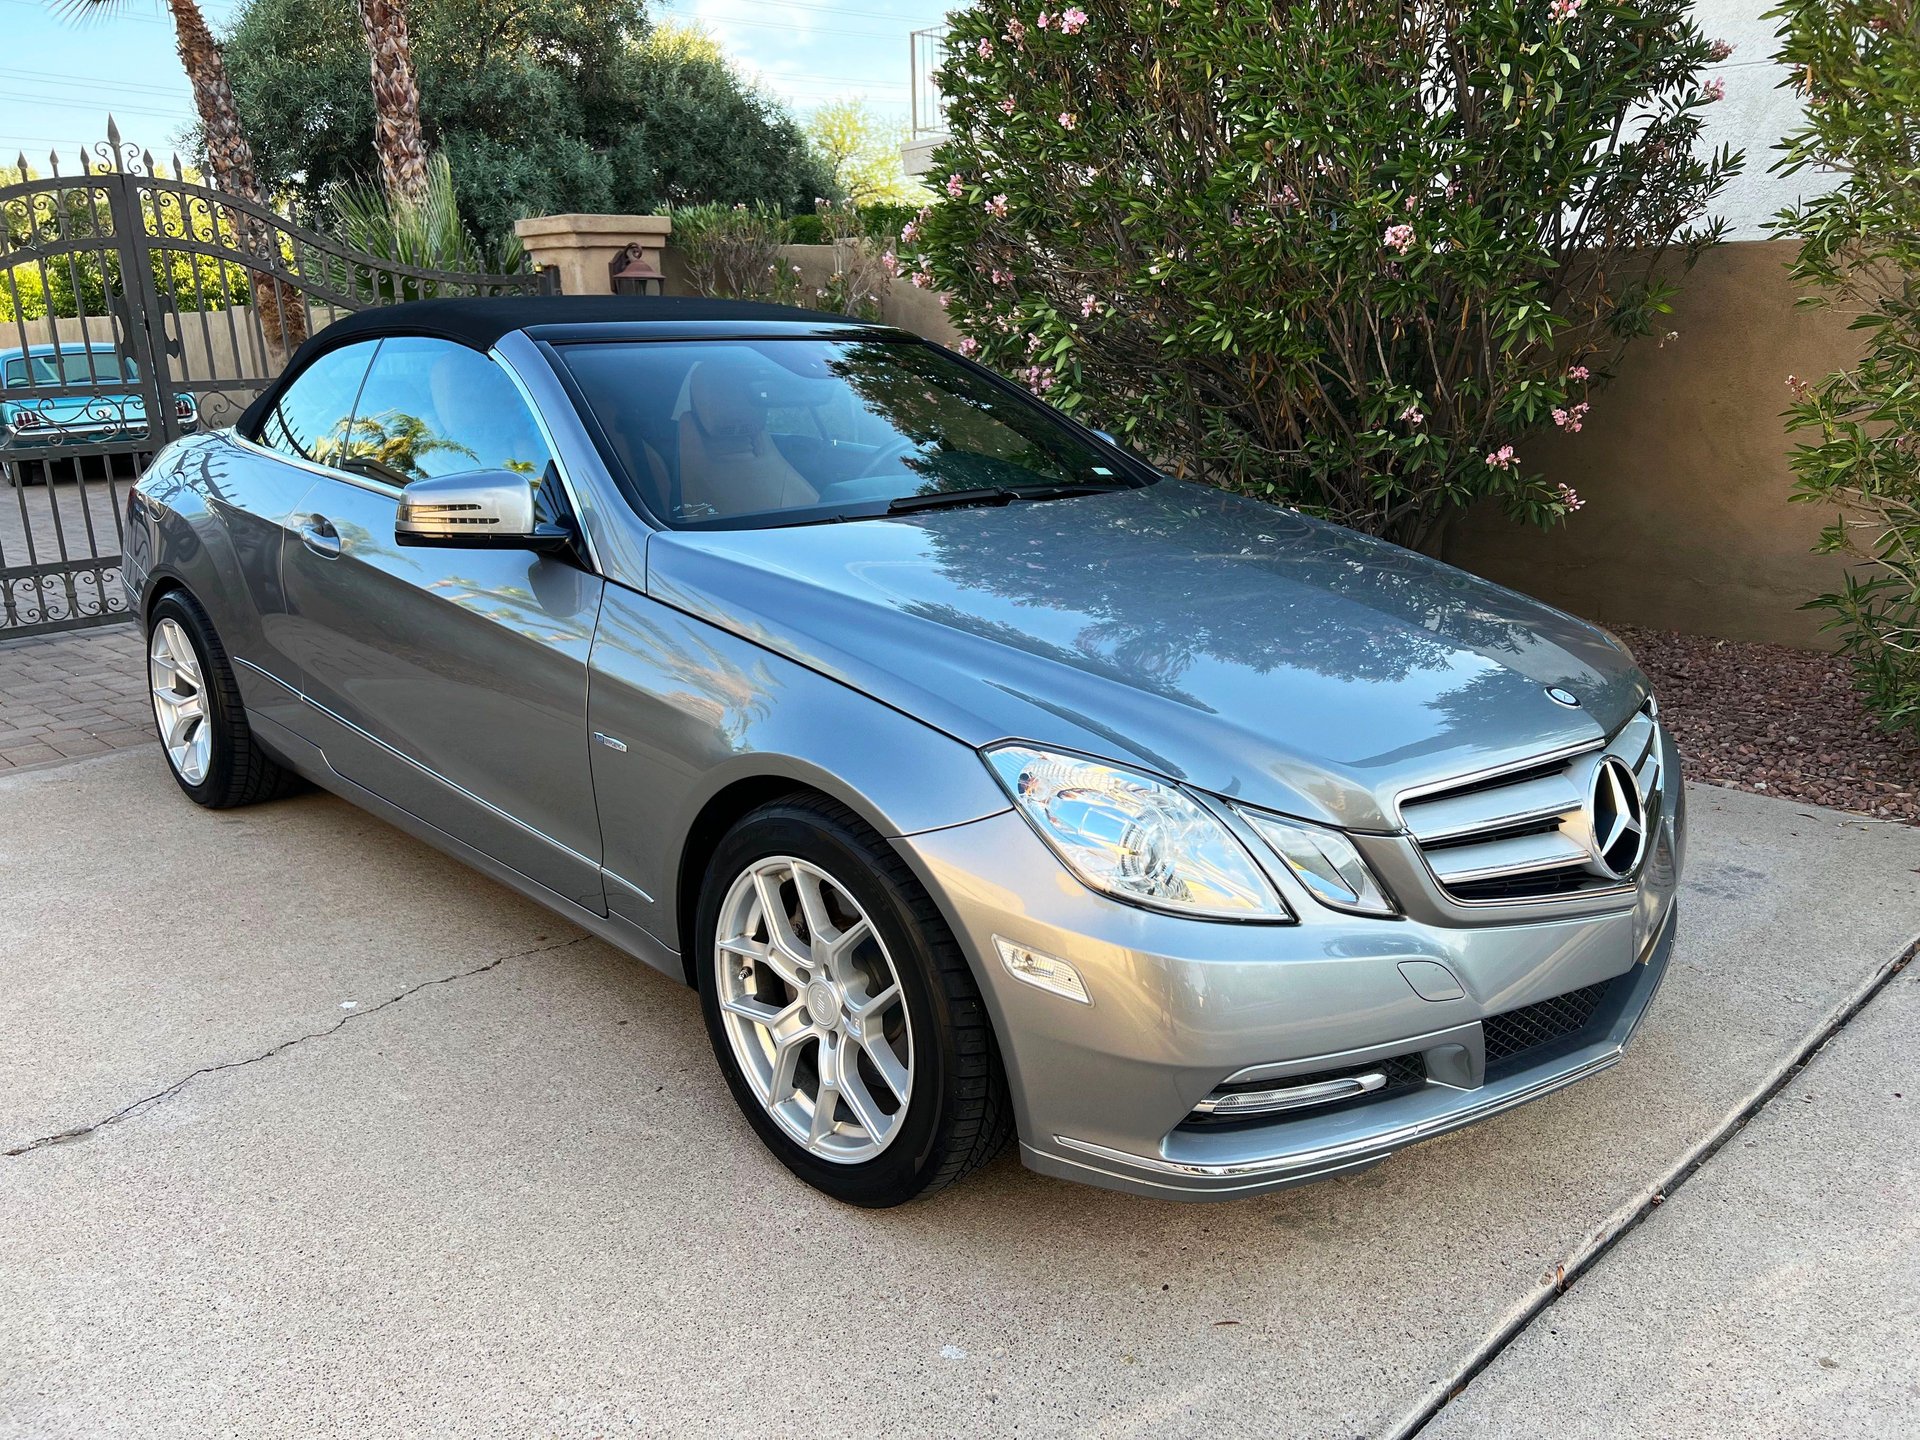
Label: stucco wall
xmin=1446 ymin=240 xmax=1857 ymax=648
xmin=1694 ymin=0 xmax=1832 ymax=237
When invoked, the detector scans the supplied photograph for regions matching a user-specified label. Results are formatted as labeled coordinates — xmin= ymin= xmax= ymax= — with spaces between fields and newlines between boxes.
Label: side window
xmin=253 ymin=342 xmax=378 ymax=466
xmin=345 ymin=337 xmax=555 ymax=489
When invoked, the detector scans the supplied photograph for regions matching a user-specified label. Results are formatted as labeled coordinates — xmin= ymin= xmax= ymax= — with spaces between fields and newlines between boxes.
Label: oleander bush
xmin=1771 ymin=0 xmax=1920 ymax=736
xmin=899 ymin=0 xmax=1741 ymax=546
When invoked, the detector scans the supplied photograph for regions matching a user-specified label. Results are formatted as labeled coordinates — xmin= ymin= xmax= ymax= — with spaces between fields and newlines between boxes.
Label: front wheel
xmin=696 ymin=794 xmax=1012 ymax=1207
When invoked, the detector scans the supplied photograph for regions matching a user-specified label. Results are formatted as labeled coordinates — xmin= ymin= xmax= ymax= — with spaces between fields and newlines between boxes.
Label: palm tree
xmin=355 ymin=0 xmax=431 ymax=206
xmin=65 ymin=0 xmax=306 ymax=355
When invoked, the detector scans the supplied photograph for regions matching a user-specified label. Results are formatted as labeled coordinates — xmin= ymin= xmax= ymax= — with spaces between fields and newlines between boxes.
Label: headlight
xmin=984 ymin=744 xmax=1290 ymax=920
xmin=1239 ymin=810 xmax=1397 ymax=916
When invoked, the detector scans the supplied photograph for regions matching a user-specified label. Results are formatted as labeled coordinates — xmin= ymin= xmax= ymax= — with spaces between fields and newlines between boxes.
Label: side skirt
xmin=249 ymin=709 xmax=690 ymax=986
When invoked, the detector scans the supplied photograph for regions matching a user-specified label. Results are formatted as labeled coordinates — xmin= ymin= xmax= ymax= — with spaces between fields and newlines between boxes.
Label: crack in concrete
xmin=1392 ymin=934 xmax=1919 ymax=1439
xmin=3 ymin=933 xmax=595 ymax=1159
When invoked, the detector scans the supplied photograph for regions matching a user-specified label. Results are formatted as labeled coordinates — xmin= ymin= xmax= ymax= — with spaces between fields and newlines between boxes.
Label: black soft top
xmin=238 ymin=295 xmax=886 ymax=437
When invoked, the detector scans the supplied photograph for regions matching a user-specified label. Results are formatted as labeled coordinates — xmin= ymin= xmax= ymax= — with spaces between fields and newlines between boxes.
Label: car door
xmin=278 ymin=335 xmax=607 ymax=913
xmin=208 ymin=339 xmax=382 ymax=728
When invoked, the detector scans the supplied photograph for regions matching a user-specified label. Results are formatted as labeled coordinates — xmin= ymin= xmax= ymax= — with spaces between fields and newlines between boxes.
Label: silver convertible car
xmin=125 ymin=297 xmax=1683 ymax=1207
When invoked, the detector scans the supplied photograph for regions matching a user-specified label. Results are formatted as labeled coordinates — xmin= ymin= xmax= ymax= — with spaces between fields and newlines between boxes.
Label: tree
xmin=901 ymin=0 xmax=1740 ymax=548
xmin=63 ymin=0 xmax=305 ymax=352
xmin=217 ymin=2 xmax=835 ymax=250
xmin=355 ymin=0 xmax=431 ymax=204
xmin=1771 ymin=0 xmax=1920 ymax=735
xmin=807 ymin=99 xmax=930 ymax=206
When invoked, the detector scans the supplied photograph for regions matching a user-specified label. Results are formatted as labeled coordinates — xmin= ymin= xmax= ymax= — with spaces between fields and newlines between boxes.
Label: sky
xmin=0 ymin=0 xmax=952 ymax=169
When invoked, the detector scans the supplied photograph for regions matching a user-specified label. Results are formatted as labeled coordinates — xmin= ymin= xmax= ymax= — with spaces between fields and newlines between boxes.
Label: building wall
xmin=1694 ymin=0 xmax=1827 ymax=238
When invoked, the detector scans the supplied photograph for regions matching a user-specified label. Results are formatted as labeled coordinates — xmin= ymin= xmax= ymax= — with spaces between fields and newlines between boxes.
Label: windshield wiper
xmin=885 ymin=487 xmax=1021 ymax=514
xmin=885 ymin=482 xmax=1125 ymax=516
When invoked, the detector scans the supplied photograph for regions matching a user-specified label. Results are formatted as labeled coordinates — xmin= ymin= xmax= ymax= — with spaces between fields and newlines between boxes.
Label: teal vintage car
xmin=0 ymin=342 xmax=197 ymax=486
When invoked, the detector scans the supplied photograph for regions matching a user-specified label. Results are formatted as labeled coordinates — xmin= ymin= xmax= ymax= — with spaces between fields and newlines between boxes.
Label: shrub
xmin=1771 ymin=0 xmax=1920 ymax=736
xmin=856 ymin=202 xmax=920 ymax=245
xmin=902 ymin=0 xmax=1741 ymax=547
xmin=330 ymin=152 xmax=523 ymax=295
xmin=675 ymin=200 xmax=892 ymax=321
xmin=808 ymin=199 xmax=892 ymax=321
xmin=671 ymin=201 xmax=803 ymax=304
xmin=786 ymin=213 xmax=828 ymax=245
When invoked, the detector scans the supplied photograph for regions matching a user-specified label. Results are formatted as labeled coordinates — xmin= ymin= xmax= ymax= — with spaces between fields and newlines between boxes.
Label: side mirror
xmin=394 ymin=470 xmax=572 ymax=552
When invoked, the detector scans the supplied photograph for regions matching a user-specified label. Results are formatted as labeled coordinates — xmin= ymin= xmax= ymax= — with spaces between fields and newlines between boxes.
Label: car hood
xmin=645 ymin=481 xmax=1644 ymax=830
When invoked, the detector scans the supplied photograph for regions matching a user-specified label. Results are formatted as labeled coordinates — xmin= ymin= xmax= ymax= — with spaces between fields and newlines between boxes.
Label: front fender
xmin=587 ymin=580 xmax=1010 ymax=956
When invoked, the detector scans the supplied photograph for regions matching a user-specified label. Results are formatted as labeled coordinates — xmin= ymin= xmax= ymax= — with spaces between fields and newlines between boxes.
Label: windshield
xmin=556 ymin=337 xmax=1147 ymax=528
xmin=2 ymin=349 xmax=138 ymax=388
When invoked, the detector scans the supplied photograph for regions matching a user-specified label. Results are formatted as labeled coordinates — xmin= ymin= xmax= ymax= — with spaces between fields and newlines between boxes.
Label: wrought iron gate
xmin=0 ymin=125 xmax=547 ymax=637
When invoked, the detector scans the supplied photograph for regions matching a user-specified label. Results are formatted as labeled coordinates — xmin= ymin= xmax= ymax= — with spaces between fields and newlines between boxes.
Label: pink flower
xmin=998 ymin=97 xmax=1016 ymax=115
xmin=957 ymin=336 xmax=980 ymax=356
xmin=990 ymin=267 xmax=1012 ymax=285
xmin=1383 ymin=223 xmax=1415 ymax=254
xmin=1708 ymin=39 xmax=1734 ymax=62
xmin=880 ymin=250 xmax=901 ymax=276
xmin=939 ymin=293 xmax=952 ymax=309
xmin=1080 ymin=295 xmax=1097 ymax=318
xmin=1556 ymin=483 xmax=1585 ymax=512
xmin=900 ymin=220 xmax=920 ymax=243
xmin=1701 ymin=77 xmax=1725 ymax=102
xmin=1037 ymin=9 xmax=1051 ymax=28
xmin=1058 ymin=111 xmax=1077 ymax=130
xmin=910 ymin=272 xmax=929 ymax=288
xmin=1278 ymin=184 xmax=1299 ymax=209
xmin=1484 ymin=444 xmax=1518 ymax=471
xmin=945 ymin=173 xmax=965 ymax=198
xmin=1398 ymin=403 xmax=1424 ymax=426
xmin=977 ymin=37 xmax=994 ymax=58
xmin=1006 ymin=18 xmax=1026 ymax=43
xmin=1551 ymin=402 xmax=1589 ymax=433
xmin=1567 ymin=364 xmax=1590 ymax=382
xmin=986 ymin=193 xmax=1009 ymax=218
xmin=1059 ymin=6 xmax=1089 ymax=32
xmin=1549 ymin=0 xmax=1580 ymax=18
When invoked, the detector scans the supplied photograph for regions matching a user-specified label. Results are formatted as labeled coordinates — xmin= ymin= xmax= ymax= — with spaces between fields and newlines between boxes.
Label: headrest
xmin=687 ymin=363 xmax=766 ymax=453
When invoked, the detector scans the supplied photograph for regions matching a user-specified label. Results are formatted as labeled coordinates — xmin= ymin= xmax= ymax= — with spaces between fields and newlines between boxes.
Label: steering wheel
xmin=849 ymin=434 xmax=922 ymax=480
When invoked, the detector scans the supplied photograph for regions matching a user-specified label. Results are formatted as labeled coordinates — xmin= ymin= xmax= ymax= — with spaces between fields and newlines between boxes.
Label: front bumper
xmin=896 ymin=736 xmax=1683 ymax=1202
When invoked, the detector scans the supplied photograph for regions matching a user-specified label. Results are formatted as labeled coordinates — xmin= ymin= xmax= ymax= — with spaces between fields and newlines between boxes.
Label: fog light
xmin=993 ymin=937 xmax=1090 ymax=1005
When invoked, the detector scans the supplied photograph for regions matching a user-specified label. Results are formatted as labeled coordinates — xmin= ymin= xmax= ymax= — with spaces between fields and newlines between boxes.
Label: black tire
xmin=695 ymin=793 xmax=1012 ymax=1207
xmin=147 ymin=589 xmax=302 ymax=808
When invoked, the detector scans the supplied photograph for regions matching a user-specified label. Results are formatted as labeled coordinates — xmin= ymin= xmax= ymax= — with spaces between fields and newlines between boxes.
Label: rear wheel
xmin=696 ymin=794 xmax=1012 ymax=1206
xmin=147 ymin=590 xmax=300 ymax=808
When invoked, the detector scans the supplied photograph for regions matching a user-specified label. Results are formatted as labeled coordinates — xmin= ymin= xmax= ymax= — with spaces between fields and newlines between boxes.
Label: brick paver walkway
xmin=0 ymin=623 xmax=151 ymax=769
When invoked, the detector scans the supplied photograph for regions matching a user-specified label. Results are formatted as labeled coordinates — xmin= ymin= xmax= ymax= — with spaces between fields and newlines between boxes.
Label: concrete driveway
xmin=3 ymin=747 xmax=1917 ymax=1438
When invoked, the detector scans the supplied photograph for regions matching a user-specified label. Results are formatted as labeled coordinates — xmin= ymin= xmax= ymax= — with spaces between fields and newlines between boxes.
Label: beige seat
xmin=676 ymin=362 xmax=817 ymax=517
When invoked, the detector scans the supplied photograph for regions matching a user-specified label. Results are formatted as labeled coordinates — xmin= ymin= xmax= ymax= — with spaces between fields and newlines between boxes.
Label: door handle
xmin=298 ymin=514 xmax=341 ymax=558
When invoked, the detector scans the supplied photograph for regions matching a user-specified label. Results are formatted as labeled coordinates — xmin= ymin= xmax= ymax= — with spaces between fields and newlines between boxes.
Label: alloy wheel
xmin=713 ymin=855 xmax=914 ymax=1163
xmin=149 ymin=617 xmax=211 ymax=785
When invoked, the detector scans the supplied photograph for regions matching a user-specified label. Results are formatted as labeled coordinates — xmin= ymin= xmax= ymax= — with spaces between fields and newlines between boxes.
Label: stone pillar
xmin=512 ymin=214 xmax=672 ymax=296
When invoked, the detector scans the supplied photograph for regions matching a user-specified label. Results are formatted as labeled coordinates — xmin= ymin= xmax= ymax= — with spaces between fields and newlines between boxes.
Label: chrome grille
xmin=1401 ymin=704 xmax=1661 ymax=905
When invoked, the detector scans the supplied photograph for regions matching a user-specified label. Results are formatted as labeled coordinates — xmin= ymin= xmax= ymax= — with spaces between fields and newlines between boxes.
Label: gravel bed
xmin=1620 ymin=626 xmax=1920 ymax=825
